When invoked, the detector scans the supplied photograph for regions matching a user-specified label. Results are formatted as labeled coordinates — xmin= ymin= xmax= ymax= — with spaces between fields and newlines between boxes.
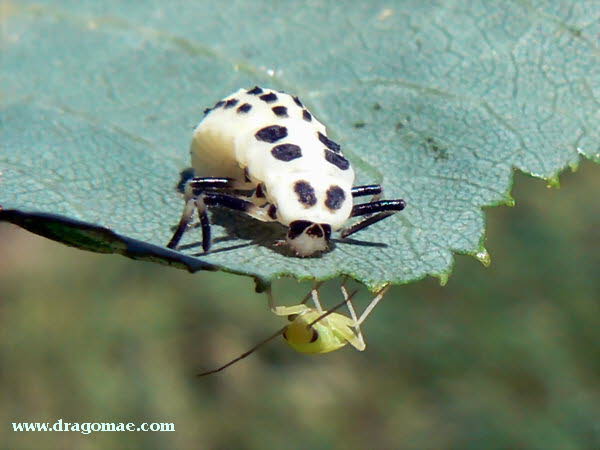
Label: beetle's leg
xmin=351 ymin=199 xmax=406 ymax=217
xmin=167 ymin=195 xmax=214 ymax=251
xmin=187 ymin=177 xmax=236 ymax=192
xmin=341 ymin=199 xmax=406 ymax=238
xmin=168 ymin=181 xmax=274 ymax=251
xmin=202 ymin=193 xmax=272 ymax=222
xmin=168 ymin=177 xmax=237 ymax=250
xmin=189 ymin=176 xmax=262 ymax=200
xmin=167 ymin=197 xmax=197 ymax=249
xmin=351 ymin=184 xmax=382 ymax=201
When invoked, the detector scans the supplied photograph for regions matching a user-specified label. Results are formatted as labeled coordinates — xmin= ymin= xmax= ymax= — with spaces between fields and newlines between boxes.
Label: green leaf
xmin=1 ymin=1 xmax=598 ymax=291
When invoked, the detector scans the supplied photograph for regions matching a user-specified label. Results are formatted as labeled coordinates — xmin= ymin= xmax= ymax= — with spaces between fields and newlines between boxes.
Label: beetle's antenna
xmin=197 ymin=325 xmax=287 ymax=377
xmin=308 ymin=289 xmax=359 ymax=328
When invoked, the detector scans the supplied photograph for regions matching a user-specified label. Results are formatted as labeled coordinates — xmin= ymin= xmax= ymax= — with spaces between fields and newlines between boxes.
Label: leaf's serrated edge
xmin=0 ymin=154 xmax=591 ymax=294
xmin=1 ymin=143 xmax=596 ymax=294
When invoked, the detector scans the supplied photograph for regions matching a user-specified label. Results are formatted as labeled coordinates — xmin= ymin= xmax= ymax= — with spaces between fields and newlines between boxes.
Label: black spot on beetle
xmin=214 ymin=100 xmax=225 ymax=108
xmin=302 ymin=109 xmax=312 ymax=122
xmin=306 ymin=224 xmax=323 ymax=238
xmin=293 ymin=96 xmax=303 ymax=107
xmin=317 ymin=131 xmax=341 ymax=153
xmin=324 ymin=149 xmax=350 ymax=170
xmin=259 ymin=92 xmax=278 ymax=103
xmin=237 ymin=103 xmax=252 ymax=113
xmin=255 ymin=125 xmax=288 ymax=143
xmin=325 ymin=185 xmax=346 ymax=210
xmin=321 ymin=224 xmax=332 ymax=241
xmin=268 ymin=204 xmax=278 ymax=220
xmin=272 ymin=106 xmax=288 ymax=117
xmin=247 ymin=86 xmax=263 ymax=95
xmin=203 ymin=108 xmax=212 ymax=115
xmin=294 ymin=181 xmax=317 ymax=207
xmin=255 ymin=183 xmax=266 ymax=198
xmin=271 ymin=143 xmax=302 ymax=161
xmin=288 ymin=220 xmax=312 ymax=239
xmin=224 ymin=98 xmax=239 ymax=108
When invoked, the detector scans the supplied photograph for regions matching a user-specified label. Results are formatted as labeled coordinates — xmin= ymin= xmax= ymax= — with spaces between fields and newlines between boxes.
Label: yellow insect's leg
xmin=357 ymin=284 xmax=391 ymax=326
xmin=338 ymin=283 xmax=366 ymax=351
xmin=310 ymin=286 xmax=325 ymax=313
xmin=267 ymin=282 xmax=323 ymax=316
xmin=272 ymin=304 xmax=311 ymax=316
xmin=336 ymin=282 xmax=391 ymax=351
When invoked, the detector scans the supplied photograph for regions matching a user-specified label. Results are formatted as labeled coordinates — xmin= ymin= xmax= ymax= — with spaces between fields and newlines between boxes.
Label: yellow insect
xmin=198 ymin=281 xmax=390 ymax=376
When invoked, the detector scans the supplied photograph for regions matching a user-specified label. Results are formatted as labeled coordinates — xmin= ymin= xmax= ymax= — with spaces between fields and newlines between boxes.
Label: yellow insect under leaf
xmin=198 ymin=281 xmax=390 ymax=376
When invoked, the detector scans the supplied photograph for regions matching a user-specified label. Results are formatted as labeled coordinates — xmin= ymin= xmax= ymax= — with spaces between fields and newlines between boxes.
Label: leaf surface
xmin=1 ymin=1 xmax=598 ymax=290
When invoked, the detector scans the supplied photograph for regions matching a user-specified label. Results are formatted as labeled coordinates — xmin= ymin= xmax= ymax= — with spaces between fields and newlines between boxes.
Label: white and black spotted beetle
xmin=167 ymin=87 xmax=406 ymax=256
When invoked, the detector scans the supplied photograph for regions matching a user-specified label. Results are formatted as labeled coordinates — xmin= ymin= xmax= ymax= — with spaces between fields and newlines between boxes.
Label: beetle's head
xmin=286 ymin=220 xmax=332 ymax=257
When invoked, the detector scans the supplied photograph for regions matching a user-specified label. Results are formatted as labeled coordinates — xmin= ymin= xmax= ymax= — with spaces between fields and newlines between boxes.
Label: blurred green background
xmin=1 ymin=162 xmax=598 ymax=449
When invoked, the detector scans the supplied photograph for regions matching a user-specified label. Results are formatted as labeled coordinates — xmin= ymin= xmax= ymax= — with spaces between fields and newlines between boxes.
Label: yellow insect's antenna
xmin=197 ymin=325 xmax=287 ymax=377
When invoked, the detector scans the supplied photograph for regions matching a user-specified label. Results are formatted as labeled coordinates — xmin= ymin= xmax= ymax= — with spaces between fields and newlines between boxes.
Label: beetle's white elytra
xmin=167 ymin=86 xmax=406 ymax=256
xmin=194 ymin=88 xmax=354 ymax=237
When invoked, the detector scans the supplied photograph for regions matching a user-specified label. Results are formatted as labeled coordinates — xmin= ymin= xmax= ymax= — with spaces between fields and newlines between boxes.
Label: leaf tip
xmin=474 ymin=248 xmax=491 ymax=268
xmin=568 ymin=160 xmax=580 ymax=173
xmin=503 ymin=195 xmax=516 ymax=207
xmin=545 ymin=176 xmax=560 ymax=189
xmin=437 ymin=273 xmax=450 ymax=287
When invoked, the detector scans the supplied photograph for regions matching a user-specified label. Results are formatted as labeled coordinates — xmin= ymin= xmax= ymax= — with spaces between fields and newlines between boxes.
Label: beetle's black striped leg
xmin=351 ymin=184 xmax=382 ymax=201
xmin=198 ymin=201 xmax=211 ymax=252
xmin=351 ymin=200 xmax=406 ymax=217
xmin=168 ymin=177 xmax=234 ymax=250
xmin=187 ymin=177 xmax=236 ymax=195
xmin=167 ymin=198 xmax=197 ymax=249
xmin=167 ymin=191 xmax=272 ymax=252
xmin=341 ymin=212 xmax=395 ymax=238
xmin=341 ymin=199 xmax=406 ymax=238
xmin=202 ymin=192 xmax=255 ymax=212
xmin=168 ymin=177 xmax=235 ymax=251
xmin=188 ymin=177 xmax=265 ymax=201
